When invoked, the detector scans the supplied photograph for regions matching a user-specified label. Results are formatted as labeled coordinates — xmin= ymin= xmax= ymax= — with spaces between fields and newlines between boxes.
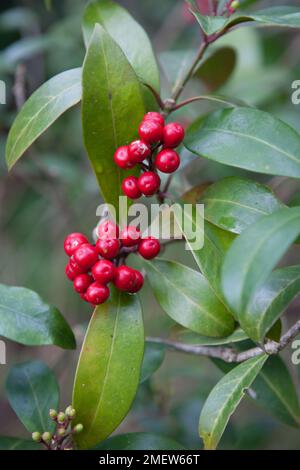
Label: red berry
xmin=143 ymin=112 xmax=165 ymax=126
xmin=74 ymin=244 xmax=98 ymax=269
xmin=155 ymin=149 xmax=180 ymax=173
xmin=85 ymin=282 xmax=110 ymax=305
xmin=138 ymin=120 xmax=164 ymax=144
xmin=163 ymin=122 xmax=185 ymax=148
xmin=92 ymin=259 xmax=116 ymax=285
xmin=64 ymin=233 xmax=89 ymax=256
xmin=96 ymin=238 xmax=120 ymax=259
xmin=73 ymin=274 xmax=93 ymax=293
xmin=138 ymin=237 xmax=161 ymax=260
xmin=69 ymin=256 xmax=87 ymax=275
xmin=130 ymin=270 xmax=144 ymax=293
xmin=114 ymin=146 xmax=135 ymax=169
xmin=138 ymin=171 xmax=161 ymax=196
xmin=80 ymin=292 xmax=89 ymax=302
xmin=120 ymin=225 xmax=141 ymax=247
xmin=122 ymin=176 xmax=142 ymax=200
xmin=65 ymin=262 xmax=77 ymax=281
xmin=113 ymin=266 xmax=136 ymax=292
xmin=97 ymin=220 xmax=119 ymax=240
xmin=128 ymin=140 xmax=151 ymax=163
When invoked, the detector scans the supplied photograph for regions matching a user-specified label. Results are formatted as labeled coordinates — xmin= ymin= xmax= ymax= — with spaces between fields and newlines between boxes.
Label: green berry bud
xmin=57 ymin=428 xmax=66 ymax=437
xmin=65 ymin=406 xmax=76 ymax=418
xmin=42 ymin=432 xmax=52 ymax=443
xmin=57 ymin=412 xmax=65 ymax=423
xmin=231 ymin=0 xmax=239 ymax=9
xmin=32 ymin=432 xmax=41 ymax=442
xmin=49 ymin=409 xmax=57 ymax=419
xmin=73 ymin=423 xmax=83 ymax=434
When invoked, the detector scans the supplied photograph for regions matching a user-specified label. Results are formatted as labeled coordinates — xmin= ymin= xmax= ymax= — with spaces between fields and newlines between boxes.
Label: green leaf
xmin=72 ymin=288 xmax=144 ymax=449
xmin=213 ymin=351 xmax=300 ymax=428
xmin=174 ymin=204 xmax=235 ymax=301
xmin=174 ymin=327 xmax=247 ymax=346
xmin=252 ymin=356 xmax=300 ymax=428
xmin=194 ymin=47 xmax=236 ymax=91
xmin=194 ymin=7 xmax=300 ymax=36
xmin=199 ymin=354 xmax=267 ymax=450
xmin=143 ymin=259 xmax=234 ymax=338
xmin=192 ymin=13 xmax=227 ymax=36
xmin=202 ymin=176 xmax=285 ymax=235
xmin=0 ymin=284 xmax=75 ymax=349
xmin=240 ymin=266 xmax=300 ymax=343
xmin=6 ymin=360 xmax=59 ymax=433
xmin=222 ymin=207 xmax=300 ymax=315
xmin=82 ymin=24 xmax=144 ymax=213
xmin=94 ymin=433 xmax=186 ymax=450
xmin=185 ymin=107 xmax=300 ymax=178
xmin=82 ymin=0 xmax=160 ymax=107
xmin=0 ymin=437 xmax=40 ymax=450
xmin=6 ymin=68 xmax=81 ymax=170
xmin=226 ymin=7 xmax=300 ymax=31
xmin=141 ymin=342 xmax=165 ymax=384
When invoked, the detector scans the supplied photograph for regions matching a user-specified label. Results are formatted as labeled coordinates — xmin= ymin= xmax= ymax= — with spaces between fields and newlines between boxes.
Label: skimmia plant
xmin=2 ymin=0 xmax=300 ymax=451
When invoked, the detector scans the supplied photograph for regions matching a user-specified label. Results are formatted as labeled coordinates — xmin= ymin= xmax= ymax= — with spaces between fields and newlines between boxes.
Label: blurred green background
xmin=0 ymin=0 xmax=300 ymax=450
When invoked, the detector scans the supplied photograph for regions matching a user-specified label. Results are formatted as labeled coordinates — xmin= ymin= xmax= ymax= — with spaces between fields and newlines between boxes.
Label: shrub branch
xmin=147 ymin=319 xmax=300 ymax=363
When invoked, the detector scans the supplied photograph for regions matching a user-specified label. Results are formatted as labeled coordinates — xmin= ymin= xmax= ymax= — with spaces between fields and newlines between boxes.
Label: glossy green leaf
xmin=141 ymin=342 xmax=166 ymax=384
xmin=6 ymin=68 xmax=81 ymax=169
xmin=185 ymin=107 xmax=300 ymax=178
xmin=144 ymin=259 xmax=234 ymax=338
xmin=73 ymin=288 xmax=144 ymax=449
xmin=94 ymin=433 xmax=185 ymax=450
xmin=226 ymin=6 xmax=300 ymax=31
xmin=202 ymin=176 xmax=285 ymax=235
xmin=240 ymin=266 xmax=300 ymax=343
xmin=214 ymin=353 xmax=300 ymax=428
xmin=0 ymin=284 xmax=75 ymax=349
xmin=194 ymin=7 xmax=300 ymax=36
xmin=174 ymin=327 xmax=247 ymax=346
xmin=82 ymin=0 xmax=160 ymax=107
xmin=0 ymin=437 xmax=40 ymax=450
xmin=6 ymin=360 xmax=59 ymax=433
xmin=195 ymin=47 xmax=236 ymax=91
xmin=82 ymin=24 xmax=144 ymax=212
xmin=222 ymin=207 xmax=300 ymax=315
xmin=174 ymin=204 xmax=235 ymax=301
xmin=252 ymin=356 xmax=300 ymax=428
xmin=199 ymin=354 xmax=267 ymax=450
xmin=192 ymin=13 xmax=227 ymax=36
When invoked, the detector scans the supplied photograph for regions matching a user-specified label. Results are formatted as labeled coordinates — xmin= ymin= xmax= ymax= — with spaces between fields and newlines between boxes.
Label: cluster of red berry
xmin=64 ymin=220 xmax=160 ymax=306
xmin=114 ymin=112 xmax=185 ymax=199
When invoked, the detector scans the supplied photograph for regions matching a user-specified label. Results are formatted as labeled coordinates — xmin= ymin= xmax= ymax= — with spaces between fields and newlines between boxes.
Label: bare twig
xmin=146 ymin=319 xmax=300 ymax=363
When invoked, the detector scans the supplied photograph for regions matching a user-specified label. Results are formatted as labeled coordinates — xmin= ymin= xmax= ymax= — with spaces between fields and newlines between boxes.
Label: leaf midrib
xmin=8 ymin=82 xmax=80 ymax=162
xmin=199 ymin=127 xmax=300 ymax=165
xmin=148 ymin=261 xmax=229 ymax=331
xmin=204 ymin=197 xmax=268 ymax=215
xmin=84 ymin=294 xmax=121 ymax=441
xmin=204 ymin=356 xmax=266 ymax=448
xmin=24 ymin=369 xmax=46 ymax=430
